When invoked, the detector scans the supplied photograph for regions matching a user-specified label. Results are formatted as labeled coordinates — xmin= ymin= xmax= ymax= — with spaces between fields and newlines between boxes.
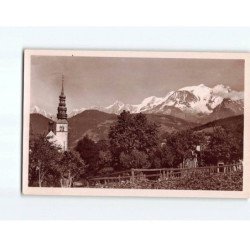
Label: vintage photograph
xmin=22 ymin=50 xmax=249 ymax=198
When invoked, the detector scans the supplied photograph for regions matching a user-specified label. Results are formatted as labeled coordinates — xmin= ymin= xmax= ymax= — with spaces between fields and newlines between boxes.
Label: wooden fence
xmin=86 ymin=163 xmax=243 ymax=186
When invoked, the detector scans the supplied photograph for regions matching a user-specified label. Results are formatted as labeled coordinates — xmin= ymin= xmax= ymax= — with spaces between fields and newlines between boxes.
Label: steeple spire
xmin=57 ymin=74 xmax=67 ymax=120
xmin=61 ymin=74 xmax=64 ymax=96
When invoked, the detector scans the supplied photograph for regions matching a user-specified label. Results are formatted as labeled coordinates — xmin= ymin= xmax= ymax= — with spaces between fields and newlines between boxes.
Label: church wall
xmin=56 ymin=123 xmax=68 ymax=151
xmin=56 ymin=131 xmax=68 ymax=151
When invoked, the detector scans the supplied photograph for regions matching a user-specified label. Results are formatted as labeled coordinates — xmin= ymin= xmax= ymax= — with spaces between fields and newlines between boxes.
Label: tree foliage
xmin=29 ymin=135 xmax=87 ymax=187
xmin=109 ymin=111 xmax=159 ymax=170
xmin=29 ymin=135 xmax=61 ymax=187
xmin=96 ymin=150 xmax=113 ymax=174
xmin=159 ymin=130 xmax=206 ymax=168
xmin=203 ymin=126 xmax=243 ymax=165
xmin=160 ymin=125 xmax=243 ymax=167
xmin=59 ymin=151 xmax=87 ymax=187
xmin=119 ymin=149 xmax=151 ymax=169
xmin=75 ymin=135 xmax=99 ymax=175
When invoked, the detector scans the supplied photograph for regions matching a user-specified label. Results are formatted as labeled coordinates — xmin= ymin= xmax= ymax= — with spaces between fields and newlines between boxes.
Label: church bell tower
xmin=56 ymin=75 xmax=68 ymax=151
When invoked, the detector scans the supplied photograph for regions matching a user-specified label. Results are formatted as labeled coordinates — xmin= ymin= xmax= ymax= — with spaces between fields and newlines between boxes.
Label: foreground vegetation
xmin=74 ymin=111 xmax=243 ymax=176
xmin=93 ymin=172 xmax=243 ymax=191
xmin=29 ymin=111 xmax=243 ymax=188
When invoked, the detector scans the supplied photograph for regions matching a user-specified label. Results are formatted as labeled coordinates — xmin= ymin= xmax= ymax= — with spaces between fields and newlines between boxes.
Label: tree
xmin=75 ymin=135 xmax=99 ymax=175
xmin=29 ymin=135 xmax=61 ymax=187
xmin=109 ymin=111 xmax=159 ymax=170
xmin=203 ymin=126 xmax=243 ymax=165
xmin=154 ymin=144 xmax=176 ymax=168
xmin=96 ymin=139 xmax=109 ymax=151
xmin=119 ymin=149 xmax=151 ymax=169
xmin=161 ymin=130 xmax=206 ymax=168
xmin=96 ymin=150 xmax=113 ymax=174
xmin=59 ymin=151 xmax=87 ymax=187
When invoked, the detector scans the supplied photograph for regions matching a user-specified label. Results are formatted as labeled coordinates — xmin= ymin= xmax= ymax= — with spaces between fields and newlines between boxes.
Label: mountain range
xmin=30 ymin=83 xmax=244 ymax=147
xmin=31 ymin=83 xmax=244 ymax=123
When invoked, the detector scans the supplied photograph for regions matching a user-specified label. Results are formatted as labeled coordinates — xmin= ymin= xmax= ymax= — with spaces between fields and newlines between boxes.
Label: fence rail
xmin=87 ymin=163 xmax=243 ymax=186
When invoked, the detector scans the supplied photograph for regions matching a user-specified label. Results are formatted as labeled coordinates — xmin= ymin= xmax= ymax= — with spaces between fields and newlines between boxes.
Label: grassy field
xmin=92 ymin=171 xmax=243 ymax=191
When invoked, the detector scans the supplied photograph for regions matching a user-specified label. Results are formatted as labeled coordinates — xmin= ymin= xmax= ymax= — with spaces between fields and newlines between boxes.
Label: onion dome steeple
xmin=57 ymin=74 xmax=67 ymax=120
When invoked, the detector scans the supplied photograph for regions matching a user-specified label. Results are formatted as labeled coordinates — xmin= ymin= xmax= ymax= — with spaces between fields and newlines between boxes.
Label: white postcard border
xmin=22 ymin=50 xmax=250 ymax=198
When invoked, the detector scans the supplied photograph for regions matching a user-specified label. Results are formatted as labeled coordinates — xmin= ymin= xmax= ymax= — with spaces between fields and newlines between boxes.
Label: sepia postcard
xmin=22 ymin=50 xmax=250 ymax=198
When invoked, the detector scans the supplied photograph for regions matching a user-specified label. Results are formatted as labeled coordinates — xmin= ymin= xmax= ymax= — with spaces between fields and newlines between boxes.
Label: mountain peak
xmin=36 ymin=83 xmax=243 ymax=119
xmin=31 ymin=105 xmax=40 ymax=113
xmin=105 ymin=100 xmax=125 ymax=109
xmin=30 ymin=105 xmax=56 ymax=120
xmin=212 ymin=84 xmax=231 ymax=94
xmin=180 ymin=84 xmax=211 ymax=92
xmin=68 ymin=107 xmax=87 ymax=118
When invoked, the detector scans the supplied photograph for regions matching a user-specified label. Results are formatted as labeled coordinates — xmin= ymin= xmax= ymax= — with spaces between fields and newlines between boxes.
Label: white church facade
xmin=47 ymin=75 xmax=68 ymax=151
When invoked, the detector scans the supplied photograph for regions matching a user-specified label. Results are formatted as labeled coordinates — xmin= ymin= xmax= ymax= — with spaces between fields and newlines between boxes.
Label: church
xmin=47 ymin=75 xmax=68 ymax=151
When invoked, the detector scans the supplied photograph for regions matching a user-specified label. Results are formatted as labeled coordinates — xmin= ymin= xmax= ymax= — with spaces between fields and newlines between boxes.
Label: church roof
xmin=46 ymin=130 xmax=59 ymax=147
xmin=46 ymin=130 xmax=56 ymax=138
xmin=57 ymin=119 xmax=68 ymax=124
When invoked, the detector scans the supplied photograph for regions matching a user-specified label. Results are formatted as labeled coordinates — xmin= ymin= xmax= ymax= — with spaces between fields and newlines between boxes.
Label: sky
xmin=30 ymin=56 xmax=244 ymax=115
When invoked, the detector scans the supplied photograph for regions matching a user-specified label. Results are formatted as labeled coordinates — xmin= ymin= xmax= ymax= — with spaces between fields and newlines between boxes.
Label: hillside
xmin=30 ymin=110 xmax=197 ymax=148
xmin=29 ymin=111 xmax=117 ymax=147
xmin=29 ymin=113 xmax=53 ymax=138
xmin=68 ymin=111 xmax=197 ymax=147
xmin=192 ymin=114 xmax=243 ymax=133
xmin=146 ymin=113 xmax=197 ymax=134
xmin=68 ymin=110 xmax=117 ymax=146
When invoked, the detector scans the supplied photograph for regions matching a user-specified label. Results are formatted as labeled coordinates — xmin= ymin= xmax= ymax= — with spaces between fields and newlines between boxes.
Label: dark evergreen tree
xmin=75 ymin=135 xmax=100 ymax=176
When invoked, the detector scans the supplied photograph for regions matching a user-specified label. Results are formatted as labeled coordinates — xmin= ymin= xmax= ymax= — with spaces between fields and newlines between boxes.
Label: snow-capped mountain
xmin=30 ymin=105 xmax=54 ymax=119
xmin=205 ymin=98 xmax=244 ymax=122
xmin=91 ymin=84 xmax=243 ymax=116
xmin=31 ymin=84 xmax=244 ymax=123
xmin=133 ymin=93 xmax=173 ymax=113
xmin=102 ymin=100 xmax=136 ymax=114
xmin=68 ymin=108 xmax=87 ymax=117
xmin=150 ymin=83 xmax=241 ymax=115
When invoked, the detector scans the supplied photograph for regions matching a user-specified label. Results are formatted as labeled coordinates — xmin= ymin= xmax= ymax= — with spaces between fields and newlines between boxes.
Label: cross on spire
xmin=61 ymin=74 xmax=64 ymax=95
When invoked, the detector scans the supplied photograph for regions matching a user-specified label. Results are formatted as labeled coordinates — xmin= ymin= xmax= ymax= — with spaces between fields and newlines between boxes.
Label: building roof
xmin=46 ymin=130 xmax=56 ymax=138
xmin=57 ymin=119 xmax=68 ymax=124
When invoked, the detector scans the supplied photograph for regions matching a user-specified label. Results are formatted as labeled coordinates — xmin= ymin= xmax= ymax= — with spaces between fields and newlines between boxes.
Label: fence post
xmin=131 ymin=169 xmax=135 ymax=184
xmin=163 ymin=171 xmax=166 ymax=180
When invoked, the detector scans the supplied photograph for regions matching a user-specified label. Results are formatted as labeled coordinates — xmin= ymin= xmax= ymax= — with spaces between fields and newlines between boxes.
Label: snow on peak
xmin=105 ymin=100 xmax=125 ymax=109
xmin=31 ymin=105 xmax=52 ymax=118
xmin=176 ymin=84 xmax=216 ymax=113
xmin=65 ymin=84 xmax=244 ymax=117
xmin=212 ymin=84 xmax=243 ymax=101
xmin=180 ymin=84 xmax=212 ymax=99
xmin=103 ymin=100 xmax=135 ymax=114
xmin=212 ymin=84 xmax=231 ymax=94
xmin=68 ymin=107 xmax=87 ymax=117
xmin=31 ymin=105 xmax=40 ymax=113
xmin=134 ymin=95 xmax=164 ymax=112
